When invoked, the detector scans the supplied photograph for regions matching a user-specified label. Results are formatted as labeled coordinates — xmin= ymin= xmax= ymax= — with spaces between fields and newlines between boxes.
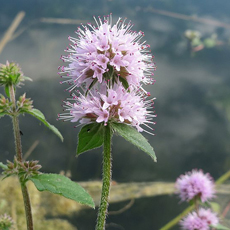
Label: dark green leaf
xmin=211 ymin=224 xmax=230 ymax=230
xmin=86 ymin=79 xmax=98 ymax=96
xmin=30 ymin=173 xmax=95 ymax=208
xmin=77 ymin=123 xmax=104 ymax=155
xmin=111 ymin=123 xmax=157 ymax=162
xmin=4 ymin=85 xmax=10 ymax=97
xmin=25 ymin=108 xmax=63 ymax=141
xmin=119 ymin=77 xmax=129 ymax=90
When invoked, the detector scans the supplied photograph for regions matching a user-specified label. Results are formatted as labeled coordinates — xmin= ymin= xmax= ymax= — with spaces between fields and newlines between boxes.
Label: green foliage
xmin=25 ymin=108 xmax=63 ymax=141
xmin=0 ymin=62 xmax=31 ymax=89
xmin=4 ymin=86 xmax=10 ymax=98
xmin=111 ymin=123 xmax=157 ymax=162
xmin=0 ymin=112 xmax=7 ymax=119
xmin=119 ymin=76 xmax=129 ymax=90
xmin=211 ymin=224 xmax=230 ymax=230
xmin=0 ymin=95 xmax=12 ymax=116
xmin=77 ymin=123 xmax=104 ymax=155
xmin=209 ymin=202 xmax=220 ymax=213
xmin=30 ymin=173 xmax=95 ymax=208
xmin=0 ymin=163 xmax=8 ymax=170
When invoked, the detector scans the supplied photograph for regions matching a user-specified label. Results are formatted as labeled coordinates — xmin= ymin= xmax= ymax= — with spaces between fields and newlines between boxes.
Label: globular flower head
xmin=0 ymin=61 xmax=31 ymax=87
xmin=175 ymin=169 xmax=215 ymax=203
xmin=180 ymin=208 xmax=218 ymax=230
xmin=58 ymin=83 xmax=156 ymax=133
xmin=3 ymin=157 xmax=42 ymax=182
xmin=0 ymin=213 xmax=14 ymax=229
xmin=59 ymin=14 xmax=155 ymax=92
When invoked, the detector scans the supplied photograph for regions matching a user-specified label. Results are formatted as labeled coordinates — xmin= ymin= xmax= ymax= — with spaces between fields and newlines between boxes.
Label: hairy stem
xmin=9 ymin=84 xmax=34 ymax=230
xmin=96 ymin=123 xmax=112 ymax=230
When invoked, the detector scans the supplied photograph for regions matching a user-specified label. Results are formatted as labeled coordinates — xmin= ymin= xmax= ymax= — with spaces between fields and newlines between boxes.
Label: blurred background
xmin=1 ymin=0 xmax=230 ymax=229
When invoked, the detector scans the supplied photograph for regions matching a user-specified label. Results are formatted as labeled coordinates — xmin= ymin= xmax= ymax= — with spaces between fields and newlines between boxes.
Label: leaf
xmin=30 ymin=173 xmax=95 ymax=208
xmin=119 ymin=76 xmax=129 ymax=90
xmin=86 ymin=78 xmax=98 ymax=96
xmin=211 ymin=224 xmax=230 ymax=230
xmin=23 ymin=76 xmax=33 ymax=81
xmin=77 ymin=123 xmax=104 ymax=155
xmin=0 ymin=112 xmax=7 ymax=119
xmin=4 ymin=85 xmax=10 ymax=97
xmin=0 ymin=162 xmax=8 ymax=170
xmin=111 ymin=123 xmax=157 ymax=162
xmin=25 ymin=108 xmax=63 ymax=141
xmin=209 ymin=202 xmax=220 ymax=213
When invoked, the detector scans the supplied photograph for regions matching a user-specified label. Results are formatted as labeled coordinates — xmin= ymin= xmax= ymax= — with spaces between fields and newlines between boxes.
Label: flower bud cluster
xmin=0 ymin=213 xmax=14 ymax=229
xmin=17 ymin=93 xmax=33 ymax=113
xmin=0 ymin=61 xmax=24 ymax=87
xmin=0 ymin=94 xmax=12 ymax=114
xmin=59 ymin=14 xmax=156 ymax=133
xmin=176 ymin=169 xmax=219 ymax=230
xmin=0 ymin=93 xmax=33 ymax=116
xmin=3 ymin=157 xmax=42 ymax=182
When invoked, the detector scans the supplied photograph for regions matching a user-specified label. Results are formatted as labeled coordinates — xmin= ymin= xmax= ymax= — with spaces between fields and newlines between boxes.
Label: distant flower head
xmin=175 ymin=169 xmax=215 ymax=202
xmin=180 ymin=208 xmax=218 ymax=230
xmin=58 ymin=83 xmax=156 ymax=133
xmin=59 ymin=14 xmax=155 ymax=91
xmin=0 ymin=213 xmax=14 ymax=229
xmin=0 ymin=61 xmax=25 ymax=87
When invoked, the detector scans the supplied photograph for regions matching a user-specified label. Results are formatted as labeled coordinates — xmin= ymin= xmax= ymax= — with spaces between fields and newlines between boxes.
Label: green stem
xmin=96 ymin=123 xmax=112 ymax=230
xmin=159 ymin=205 xmax=194 ymax=230
xmin=9 ymin=84 xmax=34 ymax=230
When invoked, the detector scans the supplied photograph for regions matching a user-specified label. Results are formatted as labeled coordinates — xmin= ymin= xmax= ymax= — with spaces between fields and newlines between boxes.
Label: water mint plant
xmin=180 ymin=208 xmax=219 ymax=230
xmin=175 ymin=169 xmax=230 ymax=230
xmin=59 ymin=14 xmax=156 ymax=230
xmin=0 ymin=61 xmax=94 ymax=230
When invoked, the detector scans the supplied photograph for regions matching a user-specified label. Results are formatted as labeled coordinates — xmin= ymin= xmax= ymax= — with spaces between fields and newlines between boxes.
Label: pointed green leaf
xmin=209 ymin=201 xmax=220 ymax=213
xmin=4 ymin=85 xmax=10 ymax=97
xmin=119 ymin=76 xmax=129 ymax=89
xmin=77 ymin=123 xmax=104 ymax=155
xmin=25 ymin=108 xmax=63 ymax=141
xmin=22 ymin=76 xmax=33 ymax=81
xmin=111 ymin=123 xmax=157 ymax=162
xmin=211 ymin=224 xmax=230 ymax=230
xmin=0 ymin=162 xmax=8 ymax=170
xmin=86 ymin=78 xmax=98 ymax=96
xmin=0 ymin=112 xmax=7 ymax=118
xmin=30 ymin=173 xmax=95 ymax=208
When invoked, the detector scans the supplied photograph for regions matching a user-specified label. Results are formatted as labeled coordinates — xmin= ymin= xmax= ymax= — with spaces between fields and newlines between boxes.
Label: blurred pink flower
xmin=175 ymin=169 xmax=215 ymax=202
xmin=59 ymin=14 xmax=155 ymax=91
xmin=180 ymin=208 xmax=218 ymax=230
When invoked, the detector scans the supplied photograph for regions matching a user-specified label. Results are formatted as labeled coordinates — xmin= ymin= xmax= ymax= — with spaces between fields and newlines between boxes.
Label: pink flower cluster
xmin=180 ymin=208 xmax=218 ymax=230
xmin=59 ymin=14 xmax=155 ymax=91
xmin=176 ymin=170 xmax=219 ymax=230
xmin=58 ymin=14 xmax=156 ymax=133
xmin=175 ymin=169 xmax=215 ymax=202
xmin=60 ymin=84 xmax=156 ymax=132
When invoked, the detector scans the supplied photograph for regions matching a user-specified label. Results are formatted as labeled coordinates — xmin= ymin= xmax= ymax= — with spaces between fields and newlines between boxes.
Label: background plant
xmin=0 ymin=61 xmax=94 ymax=230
